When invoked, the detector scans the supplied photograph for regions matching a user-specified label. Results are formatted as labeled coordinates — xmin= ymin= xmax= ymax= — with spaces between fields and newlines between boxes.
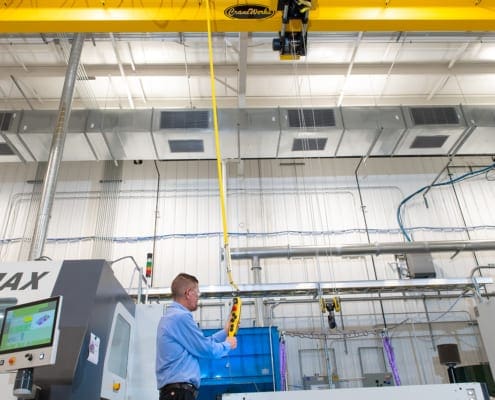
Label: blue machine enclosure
xmin=199 ymin=327 xmax=281 ymax=400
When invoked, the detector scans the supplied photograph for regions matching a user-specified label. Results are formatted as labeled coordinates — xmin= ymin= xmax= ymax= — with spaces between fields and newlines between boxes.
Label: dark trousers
xmin=159 ymin=386 xmax=197 ymax=400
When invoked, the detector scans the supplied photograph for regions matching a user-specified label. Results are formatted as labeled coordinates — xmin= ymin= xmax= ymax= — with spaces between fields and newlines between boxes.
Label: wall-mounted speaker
xmin=438 ymin=343 xmax=461 ymax=366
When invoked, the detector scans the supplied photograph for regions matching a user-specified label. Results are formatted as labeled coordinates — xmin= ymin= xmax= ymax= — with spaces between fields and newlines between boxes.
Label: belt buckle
xmin=182 ymin=384 xmax=197 ymax=399
xmin=185 ymin=383 xmax=198 ymax=398
xmin=162 ymin=383 xmax=197 ymax=398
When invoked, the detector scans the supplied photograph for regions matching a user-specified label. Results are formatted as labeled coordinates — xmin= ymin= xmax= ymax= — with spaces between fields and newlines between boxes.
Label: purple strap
xmin=382 ymin=332 xmax=401 ymax=386
xmin=279 ymin=339 xmax=287 ymax=390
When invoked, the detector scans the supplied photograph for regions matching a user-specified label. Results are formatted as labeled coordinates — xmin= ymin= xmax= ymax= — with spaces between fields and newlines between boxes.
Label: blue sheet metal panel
xmin=199 ymin=327 xmax=280 ymax=399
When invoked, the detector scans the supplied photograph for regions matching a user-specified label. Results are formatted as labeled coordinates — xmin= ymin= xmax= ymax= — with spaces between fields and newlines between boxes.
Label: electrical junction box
xmin=363 ymin=372 xmax=395 ymax=387
xmin=406 ymin=253 xmax=436 ymax=278
xmin=303 ymin=375 xmax=330 ymax=390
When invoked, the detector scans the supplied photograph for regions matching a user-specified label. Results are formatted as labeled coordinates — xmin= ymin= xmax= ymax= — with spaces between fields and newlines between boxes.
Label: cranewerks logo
xmin=0 ymin=271 xmax=49 ymax=291
xmin=224 ymin=4 xmax=275 ymax=19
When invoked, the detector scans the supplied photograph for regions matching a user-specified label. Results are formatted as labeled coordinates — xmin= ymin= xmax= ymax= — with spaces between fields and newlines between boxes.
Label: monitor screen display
xmin=0 ymin=297 xmax=61 ymax=354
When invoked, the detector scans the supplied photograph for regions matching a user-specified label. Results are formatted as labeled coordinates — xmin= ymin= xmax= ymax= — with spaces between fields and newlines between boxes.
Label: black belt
xmin=161 ymin=382 xmax=198 ymax=398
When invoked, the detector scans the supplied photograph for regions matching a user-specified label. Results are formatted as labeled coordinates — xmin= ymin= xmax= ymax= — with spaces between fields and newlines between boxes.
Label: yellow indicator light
xmin=112 ymin=382 xmax=121 ymax=392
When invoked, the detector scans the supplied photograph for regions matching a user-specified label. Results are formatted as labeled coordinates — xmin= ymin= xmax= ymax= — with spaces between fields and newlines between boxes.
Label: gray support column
xmin=29 ymin=33 xmax=85 ymax=260
xmin=252 ymin=256 xmax=265 ymax=326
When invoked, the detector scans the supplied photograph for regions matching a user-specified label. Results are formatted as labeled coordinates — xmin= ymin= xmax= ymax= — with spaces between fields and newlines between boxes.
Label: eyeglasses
xmin=186 ymin=287 xmax=201 ymax=298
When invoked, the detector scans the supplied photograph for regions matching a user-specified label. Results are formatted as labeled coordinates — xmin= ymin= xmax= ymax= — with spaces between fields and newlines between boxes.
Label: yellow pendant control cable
xmin=205 ymin=0 xmax=241 ymax=337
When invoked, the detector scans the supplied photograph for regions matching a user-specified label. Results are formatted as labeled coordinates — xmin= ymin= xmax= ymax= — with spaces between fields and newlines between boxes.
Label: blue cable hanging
xmin=397 ymin=162 xmax=495 ymax=242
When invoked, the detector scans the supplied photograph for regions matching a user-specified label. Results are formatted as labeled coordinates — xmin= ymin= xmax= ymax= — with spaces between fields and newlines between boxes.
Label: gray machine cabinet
xmin=34 ymin=259 xmax=135 ymax=400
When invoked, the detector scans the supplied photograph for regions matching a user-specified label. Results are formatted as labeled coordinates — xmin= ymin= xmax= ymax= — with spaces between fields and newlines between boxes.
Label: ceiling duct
xmin=86 ymin=109 xmax=155 ymax=160
xmin=152 ymin=109 xmax=238 ymax=160
xmin=215 ymin=109 xmax=240 ymax=159
xmin=239 ymin=109 xmax=280 ymax=158
xmin=1 ymin=106 xmax=494 ymax=162
xmin=279 ymin=108 xmax=343 ymax=157
xmin=397 ymin=106 xmax=467 ymax=156
xmin=460 ymin=106 xmax=495 ymax=155
xmin=3 ymin=110 xmax=93 ymax=162
xmin=0 ymin=111 xmax=21 ymax=162
xmin=338 ymin=107 xmax=406 ymax=157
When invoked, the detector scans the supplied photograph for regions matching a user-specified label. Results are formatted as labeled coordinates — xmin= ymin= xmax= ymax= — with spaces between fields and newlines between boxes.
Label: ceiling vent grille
xmin=160 ymin=111 xmax=210 ymax=129
xmin=0 ymin=112 xmax=13 ymax=131
xmin=292 ymin=138 xmax=327 ymax=151
xmin=288 ymin=109 xmax=336 ymax=128
xmin=0 ymin=143 xmax=14 ymax=155
xmin=410 ymin=135 xmax=449 ymax=149
xmin=168 ymin=139 xmax=204 ymax=153
xmin=410 ymin=107 xmax=459 ymax=125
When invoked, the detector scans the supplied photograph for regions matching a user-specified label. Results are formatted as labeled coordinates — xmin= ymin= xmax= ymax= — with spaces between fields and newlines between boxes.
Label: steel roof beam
xmin=2 ymin=2 xmax=495 ymax=33
xmin=3 ymin=61 xmax=495 ymax=79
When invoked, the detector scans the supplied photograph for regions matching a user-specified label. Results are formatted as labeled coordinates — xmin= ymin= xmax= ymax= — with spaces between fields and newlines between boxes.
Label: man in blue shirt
xmin=156 ymin=273 xmax=237 ymax=400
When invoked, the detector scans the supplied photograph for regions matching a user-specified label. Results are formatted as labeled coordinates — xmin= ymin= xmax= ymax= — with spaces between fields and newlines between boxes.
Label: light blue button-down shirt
xmin=156 ymin=301 xmax=232 ymax=389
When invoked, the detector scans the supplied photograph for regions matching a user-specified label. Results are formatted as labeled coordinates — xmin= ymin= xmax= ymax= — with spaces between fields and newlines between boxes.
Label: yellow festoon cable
xmin=205 ymin=0 xmax=239 ymax=293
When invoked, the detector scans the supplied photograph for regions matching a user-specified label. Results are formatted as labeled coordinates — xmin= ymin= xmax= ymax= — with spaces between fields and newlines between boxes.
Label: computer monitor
xmin=0 ymin=296 xmax=62 ymax=372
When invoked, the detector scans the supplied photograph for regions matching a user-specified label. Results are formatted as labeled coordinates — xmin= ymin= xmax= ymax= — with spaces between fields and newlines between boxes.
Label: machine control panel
xmin=0 ymin=349 xmax=55 ymax=372
xmin=0 ymin=296 xmax=61 ymax=372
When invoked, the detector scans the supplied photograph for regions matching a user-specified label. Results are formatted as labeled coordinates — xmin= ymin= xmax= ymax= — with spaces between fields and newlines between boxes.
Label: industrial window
xmin=292 ymin=138 xmax=327 ymax=151
xmin=288 ymin=109 xmax=336 ymax=128
xmin=160 ymin=111 xmax=210 ymax=129
xmin=410 ymin=107 xmax=459 ymax=125
xmin=108 ymin=314 xmax=131 ymax=378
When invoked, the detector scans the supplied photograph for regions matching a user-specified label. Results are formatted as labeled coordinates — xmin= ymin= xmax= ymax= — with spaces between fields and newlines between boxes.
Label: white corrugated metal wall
xmin=0 ymin=156 xmax=494 ymax=388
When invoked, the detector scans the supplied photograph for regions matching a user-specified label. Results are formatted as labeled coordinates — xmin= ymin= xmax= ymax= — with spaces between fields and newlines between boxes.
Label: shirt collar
xmin=170 ymin=300 xmax=190 ymax=313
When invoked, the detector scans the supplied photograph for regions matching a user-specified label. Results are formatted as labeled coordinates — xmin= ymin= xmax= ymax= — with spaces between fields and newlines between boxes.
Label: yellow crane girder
xmin=0 ymin=1 xmax=495 ymax=32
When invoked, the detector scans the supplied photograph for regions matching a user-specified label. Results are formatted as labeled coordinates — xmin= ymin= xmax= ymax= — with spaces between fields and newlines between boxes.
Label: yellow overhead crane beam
xmin=1 ymin=1 xmax=495 ymax=33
